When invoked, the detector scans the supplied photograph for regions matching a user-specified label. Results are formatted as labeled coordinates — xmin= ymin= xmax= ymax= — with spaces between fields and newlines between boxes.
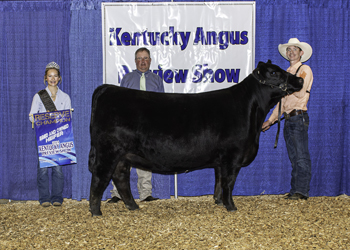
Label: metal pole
xmin=174 ymin=173 xmax=178 ymax=199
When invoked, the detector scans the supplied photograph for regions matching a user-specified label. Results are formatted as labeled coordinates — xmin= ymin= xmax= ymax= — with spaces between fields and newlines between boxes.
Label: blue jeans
xmin=283 ymin=113 xmax=311 ymax=197
xmin=37 ymin=164 xmax=64 ymax=204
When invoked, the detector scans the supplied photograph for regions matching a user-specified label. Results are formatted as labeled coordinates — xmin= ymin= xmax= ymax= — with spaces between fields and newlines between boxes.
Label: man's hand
xmin=262 ymin=120 xmax=272 ymax=132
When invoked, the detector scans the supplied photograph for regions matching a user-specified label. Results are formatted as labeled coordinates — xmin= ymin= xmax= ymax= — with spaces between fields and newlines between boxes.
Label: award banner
xmin=102 ymin=1 xmax=256 ymax=93
xmin=33 ymin=110 xmax=77 ymax=168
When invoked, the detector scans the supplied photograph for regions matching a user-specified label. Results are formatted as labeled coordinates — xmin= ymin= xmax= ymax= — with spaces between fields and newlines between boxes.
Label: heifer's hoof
xmin=225 ymin=206 xmax=237 ymax=212
xmin=126 ymin=204 xmax=140 ymax=211
xmin=91 ymin=213 xmax=102 ymax=217
xmin=227 ymin=208 xmax=237 ymax=212
xmin=91 ymin=211 xmax=103 ymax=217
xmin=215 ymin=200 xmax=223 ymax=206
xmin=90 ymin=207 xmax=102 ymax=216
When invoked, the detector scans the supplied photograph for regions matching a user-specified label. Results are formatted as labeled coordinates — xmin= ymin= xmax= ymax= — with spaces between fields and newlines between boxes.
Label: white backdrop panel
xmin=102 ymin=2 xmax=255 ymax=93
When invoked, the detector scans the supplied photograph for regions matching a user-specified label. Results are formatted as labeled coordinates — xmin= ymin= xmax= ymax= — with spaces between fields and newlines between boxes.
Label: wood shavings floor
xmin=1 ymin=195 xmax=349 ymax=249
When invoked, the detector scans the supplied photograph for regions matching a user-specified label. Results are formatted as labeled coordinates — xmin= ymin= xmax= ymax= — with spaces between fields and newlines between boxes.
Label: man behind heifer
xmin=108 ymin=47 xmax=163 ymax=203
xmin=262 ymin=38 xmax=314 ymax=200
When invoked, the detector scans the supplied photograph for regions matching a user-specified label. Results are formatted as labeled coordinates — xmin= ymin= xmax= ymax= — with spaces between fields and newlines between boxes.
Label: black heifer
xmin=89 ymin=61 xmax=303 ymax=216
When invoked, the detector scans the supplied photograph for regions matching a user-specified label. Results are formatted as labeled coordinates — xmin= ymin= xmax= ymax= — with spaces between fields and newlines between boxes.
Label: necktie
xmin=140 ymin=73 xmax=146 ymax=91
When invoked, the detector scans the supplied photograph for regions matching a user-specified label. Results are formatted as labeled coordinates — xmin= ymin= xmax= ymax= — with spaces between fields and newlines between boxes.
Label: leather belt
xmin=284 ymin=109 xmax=307 ymax=120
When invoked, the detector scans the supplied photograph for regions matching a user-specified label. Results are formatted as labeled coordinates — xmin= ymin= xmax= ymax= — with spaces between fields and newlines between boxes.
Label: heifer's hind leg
xmin=222 ymin=166 xmax=241 ymax=212
xmin=113 ymin=159 xmax=139 ymax=211
xmin=214 ymin=166 xmax=223 ymax=205
xmin=89 ymin=170 xmax=113 ymax=216
xmin=89 ymin=146 xmax=118 ymax=216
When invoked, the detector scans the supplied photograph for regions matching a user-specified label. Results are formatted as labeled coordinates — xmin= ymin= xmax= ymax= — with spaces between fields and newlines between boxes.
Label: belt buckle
xmin=294 ymin=110 xmax=303 ymax=116
xmin=284 ymin=112 xmax=290 ymax=120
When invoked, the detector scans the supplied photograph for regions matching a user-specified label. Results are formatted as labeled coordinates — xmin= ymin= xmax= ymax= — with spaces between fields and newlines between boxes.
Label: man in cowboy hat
xmin=262 ymin=38 xmax=314 ymax=200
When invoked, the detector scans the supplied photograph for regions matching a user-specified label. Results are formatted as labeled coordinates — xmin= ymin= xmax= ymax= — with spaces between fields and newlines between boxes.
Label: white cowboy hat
xmin=278 ymin=38 xmax=313 ymax=62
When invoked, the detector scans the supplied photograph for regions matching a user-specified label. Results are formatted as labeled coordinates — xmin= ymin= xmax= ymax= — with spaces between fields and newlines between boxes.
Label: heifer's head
xmin=252 ymin=60 xmax=303 ymax=95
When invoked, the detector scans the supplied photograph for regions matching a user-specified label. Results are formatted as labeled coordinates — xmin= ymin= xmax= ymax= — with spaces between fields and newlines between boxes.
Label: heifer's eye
xmin=271 ymin=71 xmax=276 ymax=75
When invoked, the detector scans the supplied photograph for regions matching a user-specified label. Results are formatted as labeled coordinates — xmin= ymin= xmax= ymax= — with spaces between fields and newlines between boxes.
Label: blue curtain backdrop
xmin=1 ymin=0 xmax=349 ymax=202
xmin=0 ymin=1 xmax=73 ymax=200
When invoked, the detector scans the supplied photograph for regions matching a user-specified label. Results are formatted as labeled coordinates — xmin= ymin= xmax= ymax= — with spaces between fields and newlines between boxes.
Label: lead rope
xmin=274 ymin=101 xmax=282 ymax=148
xmin=273 ymin=64 xmax=303 ymax=148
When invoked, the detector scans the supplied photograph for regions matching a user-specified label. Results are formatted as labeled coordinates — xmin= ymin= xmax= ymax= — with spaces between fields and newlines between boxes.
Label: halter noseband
xmin=252 ymin=69 xmax=291 ymax=94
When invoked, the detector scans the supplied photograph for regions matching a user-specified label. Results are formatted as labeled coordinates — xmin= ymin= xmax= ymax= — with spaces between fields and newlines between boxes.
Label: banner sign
xmin=33 ymin=110 xmax=77 ymax=168
xmin=102 ymin=1 xmax=256 ymax=93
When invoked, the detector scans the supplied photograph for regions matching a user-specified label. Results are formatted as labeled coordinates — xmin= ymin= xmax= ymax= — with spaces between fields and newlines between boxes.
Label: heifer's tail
xmin=90 ymin=85 xmax=108 ymax=127
xmin=89 ymin=85 xmax=109 ymax=173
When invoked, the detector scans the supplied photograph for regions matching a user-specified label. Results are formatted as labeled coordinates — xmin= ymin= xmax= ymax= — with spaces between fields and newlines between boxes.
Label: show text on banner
xmin=109 ymin=26 xmax=249 ymax=51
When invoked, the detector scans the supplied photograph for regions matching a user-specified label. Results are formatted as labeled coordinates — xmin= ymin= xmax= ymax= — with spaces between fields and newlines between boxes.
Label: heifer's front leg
xmin=113 ymin=160 xmax=139 ymax=211
xmin=214 ymin=166 xmax=223 ymax=205
xmin=222 ymin=166 xmax=241 ymax=212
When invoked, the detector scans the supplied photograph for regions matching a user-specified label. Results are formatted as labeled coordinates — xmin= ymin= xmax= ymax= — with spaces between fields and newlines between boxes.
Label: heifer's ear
xmin=257 ymin=61 xmax=264 ymax=67
xmin=267 ymin=59 xmax=272 ymax=64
